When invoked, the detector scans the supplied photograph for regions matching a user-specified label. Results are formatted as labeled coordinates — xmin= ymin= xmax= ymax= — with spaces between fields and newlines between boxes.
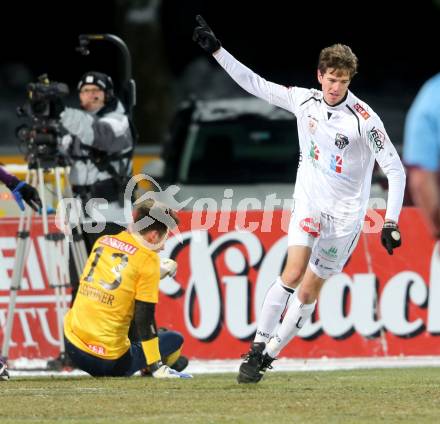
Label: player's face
xmin=144 ymin=229 xmax=170 ymax=252
xmin=317 ymin=68 xmax=351 ymax=106
xmin=79 ymin=84 xmax=106 ymax=112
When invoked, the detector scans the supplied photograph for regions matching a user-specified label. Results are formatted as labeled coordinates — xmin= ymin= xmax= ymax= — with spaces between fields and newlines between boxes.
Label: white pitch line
xmin=6 ymin=356 xmax=440 ymax=378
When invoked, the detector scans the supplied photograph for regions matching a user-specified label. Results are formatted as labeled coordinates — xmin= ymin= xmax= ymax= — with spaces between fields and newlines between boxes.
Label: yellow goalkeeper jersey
xmin=64 ymin=231 xmax=160 ymax=359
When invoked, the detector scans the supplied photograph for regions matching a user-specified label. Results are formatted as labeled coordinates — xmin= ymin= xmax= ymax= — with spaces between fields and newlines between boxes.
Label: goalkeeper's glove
xmin=160 ymin=258 xmax=177 ymax=279
xmin=150 ymin=361 xmax=192 ymax=379
xmin=193 ymin=15 xmax=221 ymax=54
xmin=381 ymin=221 xmax=401 ymax=255
xmin=8 ymin=180 xmax=42 ymax=212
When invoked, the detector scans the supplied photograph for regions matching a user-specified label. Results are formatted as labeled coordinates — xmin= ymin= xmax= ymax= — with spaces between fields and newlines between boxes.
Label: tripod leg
xmin=54 ymin=168 xmax=70 ymax=315
xmin=38 ymin=167 xmax=68 ymax=358
xmin=1 ymin=171 xmax=35 ymax=359
xmin=62 ymin=167 xmax=88 ymax=274
xmin=71 ymin=234 xmax=86 ymax=283
xmin=48 ymin=167 xmax=70 ymax=356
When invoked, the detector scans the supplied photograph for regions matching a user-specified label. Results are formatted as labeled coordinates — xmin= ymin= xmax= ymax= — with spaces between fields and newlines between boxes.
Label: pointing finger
xmin=196 ymin=14 xmax=209 ymax=29
xmin=386 ymin=239 xmax=393 ymax=255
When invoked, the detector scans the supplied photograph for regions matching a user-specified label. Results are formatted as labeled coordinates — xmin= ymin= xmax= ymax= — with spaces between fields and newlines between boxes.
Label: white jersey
xmin=214 ymin=48 xmax=406 ymax=222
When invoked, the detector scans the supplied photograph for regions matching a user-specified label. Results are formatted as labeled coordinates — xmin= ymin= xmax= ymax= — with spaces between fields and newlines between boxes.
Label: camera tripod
xmin=1 ymin=158 xmax=89 ymax=364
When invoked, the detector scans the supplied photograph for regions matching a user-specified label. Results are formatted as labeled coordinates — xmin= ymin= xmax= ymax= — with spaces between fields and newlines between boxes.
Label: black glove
xmin=381 ymin=221 xmax=401 ymax=255
xmin=193 ymin=15 xmax=221 ymax=54
xmin=9 ymin=181 xmax=42 ymax=212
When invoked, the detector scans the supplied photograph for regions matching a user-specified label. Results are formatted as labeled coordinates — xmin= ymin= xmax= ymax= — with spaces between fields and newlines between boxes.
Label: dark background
xmin=0 ymin=0 xmax=439 ymax=147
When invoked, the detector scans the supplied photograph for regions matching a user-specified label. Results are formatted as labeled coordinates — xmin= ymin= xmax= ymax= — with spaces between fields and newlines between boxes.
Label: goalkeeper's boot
xmin=0 ymin=356 xmax=10 ymax=381
xmin=141 ymin=355 xmax=189 ymax=376
xmin=237 ymin=342 xmax=269 ymax=383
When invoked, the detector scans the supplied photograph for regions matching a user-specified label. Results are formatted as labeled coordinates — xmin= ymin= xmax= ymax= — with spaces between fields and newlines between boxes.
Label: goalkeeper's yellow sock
xmin=163 ymin=348 xmax=182 ymax=367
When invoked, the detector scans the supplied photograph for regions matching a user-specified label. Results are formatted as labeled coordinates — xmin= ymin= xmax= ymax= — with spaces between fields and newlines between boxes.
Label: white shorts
xmin=287 ymin=198 xmax=362 ymax=279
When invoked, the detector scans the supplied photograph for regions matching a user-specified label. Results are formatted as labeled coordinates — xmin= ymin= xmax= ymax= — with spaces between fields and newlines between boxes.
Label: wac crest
xmin=335 ymin=133 xmax=349 ymax=149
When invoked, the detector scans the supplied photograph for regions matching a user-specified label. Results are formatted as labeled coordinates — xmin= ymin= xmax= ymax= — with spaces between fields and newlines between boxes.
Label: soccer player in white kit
xmin=193 ymin=15 xmax=406 ymax=383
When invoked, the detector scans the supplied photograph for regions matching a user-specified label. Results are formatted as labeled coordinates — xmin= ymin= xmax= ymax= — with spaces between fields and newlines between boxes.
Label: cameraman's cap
xmin=78 ymin=71 xmax=113 ymax=93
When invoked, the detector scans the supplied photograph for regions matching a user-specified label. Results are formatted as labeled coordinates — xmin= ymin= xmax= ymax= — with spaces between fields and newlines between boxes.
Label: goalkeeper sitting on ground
xmin=64 ymin=200 xmax=191 ymax=378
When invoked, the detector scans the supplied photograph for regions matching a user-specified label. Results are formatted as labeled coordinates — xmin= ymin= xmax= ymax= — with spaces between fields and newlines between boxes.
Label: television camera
xmin=16 ymin=74 xmax=69 ymax=169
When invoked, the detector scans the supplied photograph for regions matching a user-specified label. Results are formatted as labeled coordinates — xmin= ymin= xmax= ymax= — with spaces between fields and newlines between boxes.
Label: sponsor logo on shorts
xmin=86 ymin=343 xmax=106 ymax=355
xmin=319 ymin=246 xmax=338 ymax=261
xmin=300 ymin=217 xmax=321 ymax=237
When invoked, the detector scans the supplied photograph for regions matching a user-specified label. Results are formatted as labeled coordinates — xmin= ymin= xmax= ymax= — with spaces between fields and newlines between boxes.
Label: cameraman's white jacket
xmin=60 ymin=100 xmax=133 ymax=224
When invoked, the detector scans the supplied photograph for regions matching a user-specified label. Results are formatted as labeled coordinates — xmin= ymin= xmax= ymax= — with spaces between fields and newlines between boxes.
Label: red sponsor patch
xmin=353 ymin=103 xmax=370 ymax=120
xmin=299 ymin=217 xmax=321 ymax=237
xmin=87 ymin=343 xmax=106 ymax=355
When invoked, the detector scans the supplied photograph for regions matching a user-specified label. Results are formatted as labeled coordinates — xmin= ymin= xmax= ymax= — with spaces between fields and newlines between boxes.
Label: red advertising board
xmin=0 ymin=217 xmax=70 ymax=360
xmin=0 ymin=208 xmax=439 ymax=360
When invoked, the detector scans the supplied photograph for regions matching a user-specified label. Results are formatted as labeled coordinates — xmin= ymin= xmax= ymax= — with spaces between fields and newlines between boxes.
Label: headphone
xmin=77 ymin=71 xmax=114 ymax=101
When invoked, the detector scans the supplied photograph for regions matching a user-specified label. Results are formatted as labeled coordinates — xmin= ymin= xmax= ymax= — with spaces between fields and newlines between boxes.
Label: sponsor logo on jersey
xmin=367 ymin=127 xmax=385 ymax=153
xmin=300 ymin=217 xmax=321 ymax=237
xmin=335 ymin=133 xmax=349 ymax=149
xmin=309 ymin=141 xmax=320 ymax=161
xmin=78 ymin=282 xmax=115 ymax=305
xmin=86 ymin=343 xmax=106 ymax=355
xmin=353 ymin=103 xmax=370 ymax=120
xmin=100 ymin=236 xmax=138 ymax=255
xmin=308 ymin=153 xmax=352 ymax=182
xmin=308 ymin=115 xmax=318 ymax=134
xmin=330 ymin=154 xmax=343 ymax=174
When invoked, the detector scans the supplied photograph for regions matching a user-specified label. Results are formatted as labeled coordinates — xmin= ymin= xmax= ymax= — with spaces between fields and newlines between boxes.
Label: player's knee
xmin=281 ymin=266 xmax=305 ymax=287
xmin=297 ymin=283 xmax=322 ymax=304
xmin=173 ymin=331 xmax=184 ymax=348
xmin=162 ymin=330 xmax=184 ymax=351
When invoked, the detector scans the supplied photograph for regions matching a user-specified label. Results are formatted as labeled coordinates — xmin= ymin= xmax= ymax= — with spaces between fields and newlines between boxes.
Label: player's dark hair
xmin=318 ymin=44 xmax=358 ymax=79
xmin=134 ymin=199 xmax=179 ymax=235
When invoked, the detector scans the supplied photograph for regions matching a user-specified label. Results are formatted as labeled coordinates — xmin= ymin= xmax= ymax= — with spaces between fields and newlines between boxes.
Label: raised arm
xmin=193 ymin=15 xmax=294 ymax=112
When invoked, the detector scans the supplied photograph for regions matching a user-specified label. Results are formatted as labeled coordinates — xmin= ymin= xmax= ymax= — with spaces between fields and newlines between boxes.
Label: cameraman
xmin=61 ymin=71 xmax=133 ymax=229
